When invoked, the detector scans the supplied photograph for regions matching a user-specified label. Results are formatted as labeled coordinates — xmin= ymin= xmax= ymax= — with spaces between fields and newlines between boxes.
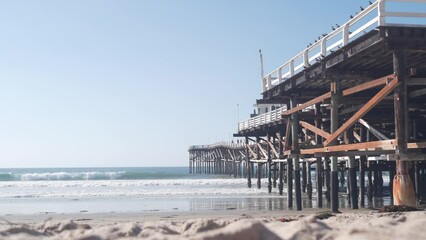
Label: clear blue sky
xmin=0 ymin=0 xmax=368 ymax=168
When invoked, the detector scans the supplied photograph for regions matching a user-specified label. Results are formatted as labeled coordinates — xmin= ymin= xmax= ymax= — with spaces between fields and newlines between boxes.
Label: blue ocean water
xmin=0 ymin=167 xmax=283 ymax=215
xmin=0 ymin=167 xmax=388 ymax=215
xmin=0 ymin=167 xmax=191 ymax=181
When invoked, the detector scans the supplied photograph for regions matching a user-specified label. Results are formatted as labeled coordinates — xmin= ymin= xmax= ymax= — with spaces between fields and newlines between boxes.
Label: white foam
xmin=0 ymin=178 xmax=277 ymax=199
xmin=18 ymin=171 xmax=126 ymax=181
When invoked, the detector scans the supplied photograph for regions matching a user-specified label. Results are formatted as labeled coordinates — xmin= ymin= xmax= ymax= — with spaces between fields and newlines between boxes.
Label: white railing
xmin=262 ymin=0 xmax=426 ymax=92
xmin=189 ymin=141 xmax=246 ymax=151
xmin=238 ymin=106 xmax=287 ymax=131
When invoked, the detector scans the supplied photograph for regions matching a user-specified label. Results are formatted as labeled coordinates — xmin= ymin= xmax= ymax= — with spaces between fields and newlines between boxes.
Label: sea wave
xmin=19 ymin=171 xmax=126 ymax=181
xmin=0 ymin=170 xmax=189 ymax=181
xmin=0 ymin=172 xmax=14 ymax=181
xmin=0 ymin=178 xmax=266 ymax=198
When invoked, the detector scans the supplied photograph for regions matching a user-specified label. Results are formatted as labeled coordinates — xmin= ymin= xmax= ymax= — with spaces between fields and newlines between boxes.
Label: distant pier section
xmin=189 ymin=0 xmax=426 ymax=212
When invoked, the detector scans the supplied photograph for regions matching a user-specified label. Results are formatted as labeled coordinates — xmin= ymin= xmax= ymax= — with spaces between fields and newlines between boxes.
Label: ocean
xmin=0 ymin=167 xmax=391 ymax=215
xmin=0 ymin=167 xmax=285 ymax=215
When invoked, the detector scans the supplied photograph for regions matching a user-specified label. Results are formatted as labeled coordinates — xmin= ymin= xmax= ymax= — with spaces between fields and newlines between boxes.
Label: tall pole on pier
xmin=259 ymin=49 xmax=264 ymax=81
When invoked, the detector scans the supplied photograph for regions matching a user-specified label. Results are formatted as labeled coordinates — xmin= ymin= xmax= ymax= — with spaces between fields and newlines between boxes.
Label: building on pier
xmin=189 ymin=0 xmax=426 ymax=212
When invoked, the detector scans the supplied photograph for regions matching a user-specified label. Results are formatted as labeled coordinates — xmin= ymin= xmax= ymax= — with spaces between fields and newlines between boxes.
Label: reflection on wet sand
xmin=189 ymin=194 xmax=391 ymax=212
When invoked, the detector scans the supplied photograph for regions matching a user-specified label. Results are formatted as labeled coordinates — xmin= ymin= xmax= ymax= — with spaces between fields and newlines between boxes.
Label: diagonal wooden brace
xmin=300 ymin=121 xmax=331 ymax=139
xmin=324 ymin=77 xmax=399 ymax=147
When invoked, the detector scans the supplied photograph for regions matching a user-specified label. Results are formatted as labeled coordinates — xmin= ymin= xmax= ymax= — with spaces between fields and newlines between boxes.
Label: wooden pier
xmin=188 ymin=142 xmax=246 ymax=177
xmin=189 ymin=0 xmax=426 ymax=212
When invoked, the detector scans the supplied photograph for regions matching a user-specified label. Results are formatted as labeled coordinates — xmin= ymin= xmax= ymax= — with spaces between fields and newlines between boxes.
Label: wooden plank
xmin=353 ymin=131 xmax=361 ymax=142
xmin=358 ymin=118 xmax=389 ymax=140
xmin=314 ymin=150 xmax=394 ymax=157
xmin=267 ymin=141 xmax=280 ymax=159
xmin=300 ymin=135 xmax=316 ymax=147
xmin=407 ymin=142 xmax=426 ymax=149
xmin=408 ymin=88 xmax=426 ymax=98
xmin=282 ymin=92 xmax=331 ymax=116
xmin=227 ymin=149 xmax=235 ymax=161
xmin=324 ymin=78 xmax=399 ymax=146
xmin=340 ymin=104 xmax=362 ymax=115
xmin=247 ymin=145 xmax=257 ymax=159
xmin=301 ymin=139 xmax=396 ymax=154
xmin=300 ymin=121 xmax=331 ymax=139
xmin=407 ymin=78 xmax=426 ymax=86
xmin=250 ymin=160 xmax=268 ymax=163
xmin=387 ymin=154 xmax=426 ymax=161
xmin=284 ymin=118 xmax=292 ymax=150
xmin=341 ymin=74 xmax=395 ymax=96
xmin=257 ymin=142 xmax=268 ymax=159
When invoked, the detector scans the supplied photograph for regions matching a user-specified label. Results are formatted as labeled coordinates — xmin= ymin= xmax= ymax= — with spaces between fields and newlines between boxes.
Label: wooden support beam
xmin=245 ymin=137 xmax=252 ymax=188
xmin=341 ymin=74 xmax=394 ymax=96
xmin=393 ymin=49 xmax=416 ymax=207
xmin=358 ymin=119 xmax=389 ymax=140
xmin=314 ymin=150 xmax=394 ymax=157
xmin=407 ymin=78 xmax=426 ymax=86
xmin=267 ymin=141 xmax=280 ymax=159
xmin=301 ymin=139 xmax=396 ymax=154
xmin=324 ymin=78 xmax=399 ymax=146
xmin=353 ymin=131 xmax=361 ymax=142
xmin=387 ymin=154 xmax=426 ymax=161
xmin=340 ymin=104 xmax=362 ymax=115
xmin=281 ymin=74 xmax=395 ymax=117
xmin=300 ymin=121 xmax=331 ymax=139
xmin=227 ymin=149 xmax=235 ymax=161
xmin=408 ymin=88 xmax=426 ymax=98
xmin=407 ymin=142 xmax=426 ymax=149
xmin=290 ymin=96 xmax=302 ymax=211
xmin=278 ymin=131 xmax=284 ymax=195
xmin=300 ymin=135 xmax=316 ymax=147
xmin=284 ymin=118 xmax=292 ymax=150
xmin=247 ymin=145 xmax=257 ymax=159
xmin=283 ymin=92 xmax=332 ymax=116
xmin=257 ymin=142 xmax=268 ymax=159
xmin=330 ymin=77 xmax=340 ymax=213
xmin=314 ymin=103 xmax=323 ymax=208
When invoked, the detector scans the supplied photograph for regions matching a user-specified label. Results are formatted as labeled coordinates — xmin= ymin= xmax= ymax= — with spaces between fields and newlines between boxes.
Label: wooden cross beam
xmin=358 ymin=118 xmax=389 ymax=140
xmin=247 ymin=145 xmax=257 ymax=159
xmin=300 ymin=135 xmax=316 ymax=147
xmin=282 ymin=92 xmax=331 ymax=116
xmin=256 ymin=142 xmax=268 ymax=159
xmin=267 ymin=141 xmax=280 ymax=159
xmin=227 ymin=149 xmax=235 ymax=161
xmin=407 ymin=78 xmax=426 ymax=86
xmin=353 ymin=131 xmax=361 ymax=142
xmin=408 ymin=88 xmax=426 ymax=98
xmin=341 ymin=74 xmax=394 ymax=96
xmin=299 ymin=121 xmax=331 ymax=139
xmin=301 ymin=139 xmax=396 ymax=154
xmin=281 ymin=74 xmax=395 ymax=117
xmin=323 ymin=77 xmax=399 ymax=147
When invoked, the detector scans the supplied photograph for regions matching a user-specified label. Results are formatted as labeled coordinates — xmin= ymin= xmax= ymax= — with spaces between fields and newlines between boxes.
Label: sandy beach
xmin=1 ymin=208 xmax=425 ymax=240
